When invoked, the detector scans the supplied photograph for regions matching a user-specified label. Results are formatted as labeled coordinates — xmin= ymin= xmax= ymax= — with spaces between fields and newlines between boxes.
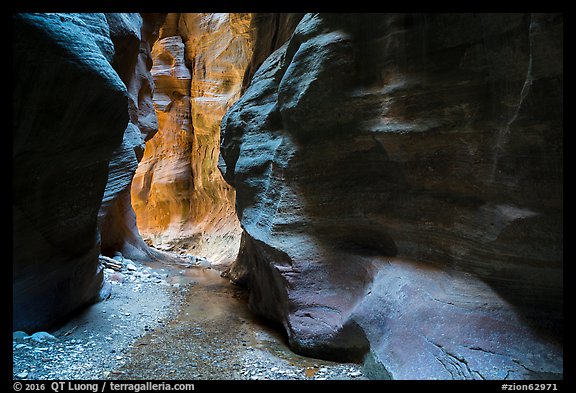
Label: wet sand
xmin=116 ymin=262 xmax=366 ymax=380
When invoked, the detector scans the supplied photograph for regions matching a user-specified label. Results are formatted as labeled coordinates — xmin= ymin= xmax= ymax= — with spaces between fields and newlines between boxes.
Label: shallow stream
xmin=117 ymin=261 xmax=366 ymax=380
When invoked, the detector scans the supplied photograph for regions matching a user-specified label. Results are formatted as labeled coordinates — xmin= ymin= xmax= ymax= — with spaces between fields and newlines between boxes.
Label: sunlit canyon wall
xmin=131 ymin=13 xmax=303 ymax=266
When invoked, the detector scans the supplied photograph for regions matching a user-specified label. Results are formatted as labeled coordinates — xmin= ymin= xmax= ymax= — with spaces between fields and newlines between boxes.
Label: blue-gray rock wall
xmin=13 ymin=13 xmax=163 ymax=332
xmin=220 ymin=13 xmax=563 ymax=379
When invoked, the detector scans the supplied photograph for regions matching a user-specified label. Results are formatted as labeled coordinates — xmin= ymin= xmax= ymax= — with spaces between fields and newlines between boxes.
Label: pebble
xmin=197 ymin=259 xmax=211 ymax=268
xmin=14 ymin=255 xmax=367 ymax=381
xmin=99 ymin=281 xmax=113 ymax=300
xmin=13 ymin=331 xmax=29 ymax=341
xmin=109 ymin=272 xmax=124 ymax=284
xmin=30 ymin=332 xmax=57 ymax=343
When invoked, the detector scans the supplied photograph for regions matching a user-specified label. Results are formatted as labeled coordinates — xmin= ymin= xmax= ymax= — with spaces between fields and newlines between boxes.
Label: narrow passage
xmin=13 ymin=253 xmax=366 ymax=381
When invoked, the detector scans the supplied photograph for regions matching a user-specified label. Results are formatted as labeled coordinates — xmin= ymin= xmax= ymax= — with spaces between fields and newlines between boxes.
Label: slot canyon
xmin=13 ymin=13 xmax=563 ymax=381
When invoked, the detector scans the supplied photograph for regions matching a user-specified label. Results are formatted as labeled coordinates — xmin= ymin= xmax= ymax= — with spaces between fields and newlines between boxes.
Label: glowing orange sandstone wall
xmin=131 ymin=13 xmax=253 ymax=266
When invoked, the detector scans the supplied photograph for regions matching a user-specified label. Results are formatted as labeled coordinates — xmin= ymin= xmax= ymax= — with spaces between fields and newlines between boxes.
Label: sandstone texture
xmin=132 ymin=13 xmax=255 ymax=265
xmin=97 ymin=13 xmax=166 ymax=261
xmin=220 ymin=13 xmax=563 ymax=379
xmin=241 ymin=13 xmax=304 ymax=93
xmin=13 ymin=13 xmax=130 ymax=331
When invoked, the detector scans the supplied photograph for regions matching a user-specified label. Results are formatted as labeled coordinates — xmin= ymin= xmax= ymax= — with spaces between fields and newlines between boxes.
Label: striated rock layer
xmin=13 ymin=13 xmax=134 ymax=331
xmin=131 ymin=13 xmax=302 ymax=265
xmin=220 ymin=13 xmax=563 ymax=379
xmin=97 ymin=13 xmax=167 ymax=261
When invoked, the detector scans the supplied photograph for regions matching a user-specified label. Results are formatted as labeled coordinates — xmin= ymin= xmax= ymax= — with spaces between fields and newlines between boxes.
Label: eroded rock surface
xmin=13 ymin=13 xmax=130 ymax=331
xmin=132 ymin=13 xmax=301 ymax=266
xmin=97 ymin=13 xmax=166 ymax=261
xmin=13 ymin=12 xmax=171 ymax=332
xmin=220 ymin=13 xmax=563 ymax=379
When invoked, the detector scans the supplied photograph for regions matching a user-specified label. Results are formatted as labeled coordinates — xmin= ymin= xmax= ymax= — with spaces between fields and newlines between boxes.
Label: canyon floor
xmin=12 ymin=252 xmax=366 ymax=381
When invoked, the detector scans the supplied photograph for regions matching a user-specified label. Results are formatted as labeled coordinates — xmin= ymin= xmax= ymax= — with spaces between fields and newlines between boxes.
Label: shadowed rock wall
xmin=220 ymin=13 xmax=563 ymax=379
xmin=13 ymin=13 xmax=164 ymax=331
